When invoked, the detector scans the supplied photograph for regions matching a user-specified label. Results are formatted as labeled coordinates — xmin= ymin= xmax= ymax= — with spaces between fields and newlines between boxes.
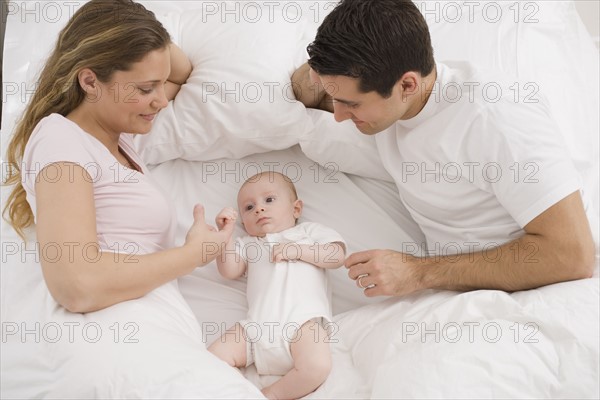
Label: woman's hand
xmin=165 ymin=43 xmax=193 ymax=101
xmin=185 ymin=204 xmax=235 ymax=266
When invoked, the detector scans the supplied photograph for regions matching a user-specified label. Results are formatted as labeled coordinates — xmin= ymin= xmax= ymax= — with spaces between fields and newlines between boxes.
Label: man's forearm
xmin=419 ymin=234 xmax=594 ymax=292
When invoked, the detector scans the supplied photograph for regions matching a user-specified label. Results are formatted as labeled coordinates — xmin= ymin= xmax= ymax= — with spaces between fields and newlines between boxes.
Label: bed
xmin=1 ymin=1 xmax=598 ymax=398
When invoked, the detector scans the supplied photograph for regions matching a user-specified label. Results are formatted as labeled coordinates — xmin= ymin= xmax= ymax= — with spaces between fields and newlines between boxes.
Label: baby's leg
xmin=207 ymin=323 xmax=247 ymax=368
xmin=261 ymin=320 xmax=332 ymax=400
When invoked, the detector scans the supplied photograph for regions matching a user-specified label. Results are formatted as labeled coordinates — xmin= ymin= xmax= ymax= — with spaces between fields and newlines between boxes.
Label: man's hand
xmin=345 ymin=250 xmax=425 ymax=297
xmin=291 ymin=63 xmax=333 ymax=112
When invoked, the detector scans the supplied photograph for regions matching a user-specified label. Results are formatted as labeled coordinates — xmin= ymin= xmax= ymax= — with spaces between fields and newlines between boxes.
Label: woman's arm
xmin=35 ymin=163 xmax=230 ymax=313
xmin=165 ymin=43 xmax=192 ymax=101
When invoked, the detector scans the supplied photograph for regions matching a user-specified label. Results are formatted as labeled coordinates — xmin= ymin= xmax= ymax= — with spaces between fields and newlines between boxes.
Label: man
xmin=292 ymin=0 xmax=595 ymax=297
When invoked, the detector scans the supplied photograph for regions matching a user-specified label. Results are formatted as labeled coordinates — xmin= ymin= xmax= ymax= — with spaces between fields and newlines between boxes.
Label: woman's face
xmin=92 ymin=47 xmax=171 ymax=135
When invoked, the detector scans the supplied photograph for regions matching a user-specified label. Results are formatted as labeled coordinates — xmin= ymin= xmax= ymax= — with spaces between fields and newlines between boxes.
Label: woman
xmin=2 ymin=1 xmax=261 ymax=397
xmin=4 ymin=0 xmax=232 ymax=313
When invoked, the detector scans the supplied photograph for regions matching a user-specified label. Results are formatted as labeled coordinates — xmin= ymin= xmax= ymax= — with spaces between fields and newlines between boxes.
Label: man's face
xmin=314 ymin=71 xmax=417 ymax=135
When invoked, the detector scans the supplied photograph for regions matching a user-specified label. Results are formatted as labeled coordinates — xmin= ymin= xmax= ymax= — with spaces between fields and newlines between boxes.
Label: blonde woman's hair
xmin=3 ymin=0 xmax=171 ymax=239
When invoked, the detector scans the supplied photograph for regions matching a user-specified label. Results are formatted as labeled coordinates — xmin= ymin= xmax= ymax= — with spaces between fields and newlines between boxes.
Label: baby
xmin=209 ymin=171 xmax=346 ymax=400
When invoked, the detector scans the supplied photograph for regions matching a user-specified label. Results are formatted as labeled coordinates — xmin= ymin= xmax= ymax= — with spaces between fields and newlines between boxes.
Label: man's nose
xmin=333 ymin=102 xmax=352 ymax=122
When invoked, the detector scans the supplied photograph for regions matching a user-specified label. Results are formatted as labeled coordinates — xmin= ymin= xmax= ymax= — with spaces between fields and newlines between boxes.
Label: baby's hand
xmin=215 ymin=207 xmax=238 ymax=231
xmin=272 ymin=242 xmax=302 ymax=263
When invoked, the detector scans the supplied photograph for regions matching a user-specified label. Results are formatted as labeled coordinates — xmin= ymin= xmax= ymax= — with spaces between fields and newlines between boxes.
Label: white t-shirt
xmin=22 ymin=113 xmax=176 ymax=255
xmin=237 ymin=222 xmax=345 ymax=328
xmin=376 ymin=62 xmax=582 ymax=256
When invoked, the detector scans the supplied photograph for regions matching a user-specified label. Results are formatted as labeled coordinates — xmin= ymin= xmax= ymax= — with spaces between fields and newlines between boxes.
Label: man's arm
xmin=346 ymin=191 xmax=596 ymax=297
xmin=291 ymin=62 xmax=334 ymax=112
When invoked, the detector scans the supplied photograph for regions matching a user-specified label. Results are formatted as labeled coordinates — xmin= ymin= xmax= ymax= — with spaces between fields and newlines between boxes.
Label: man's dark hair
xmin=307 ymin=0 xmax=435 ymax=98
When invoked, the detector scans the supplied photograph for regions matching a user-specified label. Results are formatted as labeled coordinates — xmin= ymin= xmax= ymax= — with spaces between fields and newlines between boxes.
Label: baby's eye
xmin=245 ymin=204 xmax=254 ymax=211
xmin=266 ymin=196 xmax=275 ymax=203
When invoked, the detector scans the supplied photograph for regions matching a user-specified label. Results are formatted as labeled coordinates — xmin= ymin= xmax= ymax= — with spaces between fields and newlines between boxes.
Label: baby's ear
xmin=293 ymin=199 xmax=303 ymax=219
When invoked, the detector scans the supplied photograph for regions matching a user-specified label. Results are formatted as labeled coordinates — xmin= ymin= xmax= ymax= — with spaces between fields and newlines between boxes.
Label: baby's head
xmin=237 ymin=171 xmax=303 ymax=237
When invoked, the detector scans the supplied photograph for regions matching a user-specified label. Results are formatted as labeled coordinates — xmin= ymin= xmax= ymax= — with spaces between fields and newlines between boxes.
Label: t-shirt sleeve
xmin=468 ymin=99 xmax=581 ymax=227
xmin=21 ymin=116 xmax=97 ymax=196
xmin=301 ymin=222 xmax=347 ymax=254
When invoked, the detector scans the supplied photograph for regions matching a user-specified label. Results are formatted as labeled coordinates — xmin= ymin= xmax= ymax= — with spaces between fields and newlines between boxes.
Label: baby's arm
xmin=272 ymin=242 xmax=345 ymax=269
xmin=215 ymin=207 xmax=247 ymax=279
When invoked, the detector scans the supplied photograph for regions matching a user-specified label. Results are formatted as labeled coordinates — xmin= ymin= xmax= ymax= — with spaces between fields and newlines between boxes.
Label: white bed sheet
xmin=148 ymin=146 xmax=600 ymax=399
xmin=2 ymin=0 xmax=599 ymax=398
xmin=3 ymin=143 xmax=597 ymax=398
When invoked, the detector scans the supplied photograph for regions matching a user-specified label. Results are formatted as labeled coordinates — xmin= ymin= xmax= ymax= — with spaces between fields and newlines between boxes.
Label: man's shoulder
xmin=436 ymin=60 xmax=542 ymax=109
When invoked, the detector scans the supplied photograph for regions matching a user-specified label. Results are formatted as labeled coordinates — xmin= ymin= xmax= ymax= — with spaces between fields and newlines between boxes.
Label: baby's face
xmin=237 ymin=175 xmax=302 ymax=237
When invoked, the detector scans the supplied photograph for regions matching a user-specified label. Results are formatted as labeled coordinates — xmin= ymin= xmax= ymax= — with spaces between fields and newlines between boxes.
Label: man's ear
xmin=293 ymin=199 xmax=303 ymax=219
xmin=397 ymin=71 xmax=420 ymax=98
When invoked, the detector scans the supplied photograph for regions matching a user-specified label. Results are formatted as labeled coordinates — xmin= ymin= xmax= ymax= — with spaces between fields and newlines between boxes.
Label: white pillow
xmin=135 ymin=3 xmax=314 ymax=164
xmin=300 ymin=109 xmax=394 ymax=181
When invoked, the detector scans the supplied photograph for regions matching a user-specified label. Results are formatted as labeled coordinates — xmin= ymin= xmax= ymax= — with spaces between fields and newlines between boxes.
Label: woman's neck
xmin=66 ymin=104 xmax=121 ymax=154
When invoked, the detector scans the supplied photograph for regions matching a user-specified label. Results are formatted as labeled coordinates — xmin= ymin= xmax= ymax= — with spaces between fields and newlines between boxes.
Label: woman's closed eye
xmin=138 ymin=87 xmax=153 ymax=95
xmin=137 ymin=80 xmax=167 ymax=95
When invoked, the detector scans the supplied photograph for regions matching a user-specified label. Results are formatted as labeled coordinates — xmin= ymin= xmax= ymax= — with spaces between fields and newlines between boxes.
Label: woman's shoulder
xmin=23 ymin=113 xmax=105 ymax=170
xmin=36 ymin=112 xmax=77 ymax=128
xmin=29 ymin=113 xmax=87 ymax=143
